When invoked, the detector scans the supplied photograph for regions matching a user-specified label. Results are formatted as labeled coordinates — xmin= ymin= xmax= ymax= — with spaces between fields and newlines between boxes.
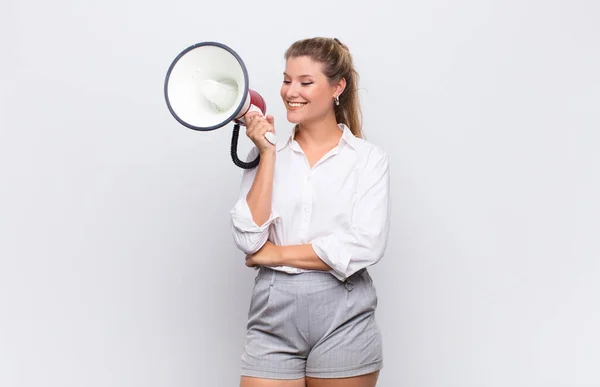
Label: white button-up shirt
xmin=230 ymin=123 xmax=390 ymax=281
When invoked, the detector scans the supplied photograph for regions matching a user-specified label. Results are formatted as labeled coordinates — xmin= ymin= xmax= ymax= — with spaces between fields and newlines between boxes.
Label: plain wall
xmin=1 ymin=0 xmax=598 ymax=386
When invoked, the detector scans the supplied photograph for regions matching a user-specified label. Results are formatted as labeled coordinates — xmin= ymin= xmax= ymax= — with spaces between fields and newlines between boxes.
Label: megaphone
xmin=164 ymin=41 xmax=275 ymax=169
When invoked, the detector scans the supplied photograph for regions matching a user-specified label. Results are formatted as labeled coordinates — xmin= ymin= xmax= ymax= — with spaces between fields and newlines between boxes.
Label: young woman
xmin=230 ymin=37 xmax=391 ymax=387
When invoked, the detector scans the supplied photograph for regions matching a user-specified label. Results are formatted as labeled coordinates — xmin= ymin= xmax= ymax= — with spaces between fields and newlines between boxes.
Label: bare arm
xmin=244 ymin=113 xmax=277 ymax=226
xmin=245 ymin=241 xmax=332 ymax=271
xmin=246 ymin=150 xmax=276 ymax=226
xmin=279 ymin=244 xmax=332 ymax=271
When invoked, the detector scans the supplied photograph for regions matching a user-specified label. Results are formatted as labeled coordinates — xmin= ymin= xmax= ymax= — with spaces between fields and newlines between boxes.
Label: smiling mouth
xmin=287 ymin=101 xmax=308 ymax=109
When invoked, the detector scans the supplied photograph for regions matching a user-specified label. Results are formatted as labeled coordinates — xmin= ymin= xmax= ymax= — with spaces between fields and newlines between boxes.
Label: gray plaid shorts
xmin=240 ymin=266 xmax=383 ymax=379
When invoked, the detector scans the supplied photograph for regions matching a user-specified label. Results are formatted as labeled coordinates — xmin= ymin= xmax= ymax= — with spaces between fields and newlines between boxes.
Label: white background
xmin=1 ymin=0 xmax=598 ymax=386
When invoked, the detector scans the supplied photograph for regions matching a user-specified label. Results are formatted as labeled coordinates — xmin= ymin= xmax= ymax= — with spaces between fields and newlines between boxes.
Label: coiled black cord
xmin=230 ymin=124 xmax=260 ymax=169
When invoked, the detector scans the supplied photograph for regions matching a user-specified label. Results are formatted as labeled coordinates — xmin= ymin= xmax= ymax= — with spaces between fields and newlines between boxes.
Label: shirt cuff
xmin=230 ymin=197 xmax=279 ymax=232
xmin=311 ymin=237 xmax=350 ymax=281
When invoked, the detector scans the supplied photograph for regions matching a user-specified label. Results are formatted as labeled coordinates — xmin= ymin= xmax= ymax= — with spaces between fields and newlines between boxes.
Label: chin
xmin=286 ymin=111 xmax=303 ymax=124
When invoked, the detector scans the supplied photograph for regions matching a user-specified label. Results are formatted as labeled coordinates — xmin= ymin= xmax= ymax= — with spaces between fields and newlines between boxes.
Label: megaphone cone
xmin=164 ymin=42 xmax=274 ymax=169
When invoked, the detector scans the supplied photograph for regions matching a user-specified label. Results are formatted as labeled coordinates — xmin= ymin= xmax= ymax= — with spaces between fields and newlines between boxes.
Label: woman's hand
xmin=244 ymin=111 xmax=276 ymax=154
xmin=245 ymin=241 xmax=282 ymax=268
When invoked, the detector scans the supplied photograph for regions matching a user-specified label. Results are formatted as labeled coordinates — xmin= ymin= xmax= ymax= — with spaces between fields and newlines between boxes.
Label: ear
xmin=333 ymin=77 xmax=347 ymax=98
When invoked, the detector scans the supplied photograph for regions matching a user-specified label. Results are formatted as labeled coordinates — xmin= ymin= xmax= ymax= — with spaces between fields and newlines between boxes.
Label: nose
xmin=285 ymin=82 xmax=300 ymax=99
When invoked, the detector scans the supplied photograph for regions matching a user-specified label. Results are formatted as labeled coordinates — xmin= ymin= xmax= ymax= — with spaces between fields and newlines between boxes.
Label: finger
xmin=254 ymin=120 xmax=271 ymax=138
xmin=244 ymin=113 xmax=260 ymax=133
xmin=246 ymin=118 xmax=262 ymax=136
xmin=257 ymin=127 xmax=273 ymax=143
xmin=247 ymin=115 xmax=265 ymax=134
xmin=255 ymin=119 xmax=272 ymax=133
xmin=266 ymin=115 xmax=275 ymax=126
xmin=245 ymin=114 xmax=257 ymax=129
xmin=244 ymin=111 xmax=261 ymax=122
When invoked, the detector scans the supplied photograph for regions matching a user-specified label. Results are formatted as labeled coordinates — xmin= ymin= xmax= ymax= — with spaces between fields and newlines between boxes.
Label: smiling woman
xmin=282 ymin=38 xmax=362 ymax=140
xmin=230 ymin=37 xmax=390 ymax=387
xmin=281 ymin=56 xmax=347 ymax=140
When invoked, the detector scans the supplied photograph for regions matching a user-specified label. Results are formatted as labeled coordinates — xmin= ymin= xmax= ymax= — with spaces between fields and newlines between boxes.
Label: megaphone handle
xmin=231 ymin=124 xmax=260 ymax=169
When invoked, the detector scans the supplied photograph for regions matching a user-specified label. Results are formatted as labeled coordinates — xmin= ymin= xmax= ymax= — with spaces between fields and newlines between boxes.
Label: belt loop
xmin=270 ymin=268 xmax=276 ymax=287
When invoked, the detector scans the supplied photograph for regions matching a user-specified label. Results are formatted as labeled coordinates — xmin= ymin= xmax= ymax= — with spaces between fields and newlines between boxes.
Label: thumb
xmin=266 ymin=115 xmax=275 ymax=126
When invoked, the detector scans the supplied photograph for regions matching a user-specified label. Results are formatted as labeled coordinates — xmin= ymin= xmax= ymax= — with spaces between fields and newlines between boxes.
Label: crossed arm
xmin=245 ymin=241 xmax=332 ymax=271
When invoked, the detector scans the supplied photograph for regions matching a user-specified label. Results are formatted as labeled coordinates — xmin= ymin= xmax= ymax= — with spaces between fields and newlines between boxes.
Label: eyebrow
xmin=283 ymin=73 xmax=314 ymax=78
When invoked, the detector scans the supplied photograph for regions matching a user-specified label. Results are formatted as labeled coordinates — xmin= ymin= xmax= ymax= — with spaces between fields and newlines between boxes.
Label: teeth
xmin=288 ymin=102 xmax=307 ymax=107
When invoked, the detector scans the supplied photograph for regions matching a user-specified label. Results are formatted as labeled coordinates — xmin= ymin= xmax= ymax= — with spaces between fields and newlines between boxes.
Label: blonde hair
xmin=284 ymin=37 xmax=363 ymax=138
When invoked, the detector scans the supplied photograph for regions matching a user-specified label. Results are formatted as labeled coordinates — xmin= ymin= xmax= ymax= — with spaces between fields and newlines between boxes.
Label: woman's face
xmin=280 ymin=56 xmax=342 ymax=125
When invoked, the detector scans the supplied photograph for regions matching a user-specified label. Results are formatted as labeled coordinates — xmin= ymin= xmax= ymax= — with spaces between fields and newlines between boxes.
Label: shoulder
xmin=340 ymin=123 xmax=388 ymax=167
xmin=351 ymin=136 xmax=389 ymax=170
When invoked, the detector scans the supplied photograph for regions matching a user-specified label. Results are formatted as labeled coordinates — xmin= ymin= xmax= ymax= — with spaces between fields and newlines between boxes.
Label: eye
xmin=301 ymin=82 xmax=313 ymax=86
xmin=282 ymin=80 xmax=291 ymax=84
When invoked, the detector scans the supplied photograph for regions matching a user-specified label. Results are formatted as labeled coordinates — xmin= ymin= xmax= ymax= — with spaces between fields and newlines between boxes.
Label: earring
xmin=334 ymin=96 xmax=340 ymax=106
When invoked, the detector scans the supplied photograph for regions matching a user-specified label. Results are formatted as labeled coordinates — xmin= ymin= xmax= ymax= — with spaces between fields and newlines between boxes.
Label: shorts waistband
xmin=256 ymin=266 xmax=367 ymax=284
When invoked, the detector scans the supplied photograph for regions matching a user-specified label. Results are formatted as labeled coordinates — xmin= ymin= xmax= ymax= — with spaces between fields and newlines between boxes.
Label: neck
xmin=295 ymin=113 xmax=341 ymax=148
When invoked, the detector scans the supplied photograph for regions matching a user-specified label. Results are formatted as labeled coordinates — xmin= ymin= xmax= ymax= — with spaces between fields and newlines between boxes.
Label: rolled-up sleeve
xmin=311 ymin=149 xmax=391 ymax=281
xmin=230 ymin=147 xmax=280 ymax=255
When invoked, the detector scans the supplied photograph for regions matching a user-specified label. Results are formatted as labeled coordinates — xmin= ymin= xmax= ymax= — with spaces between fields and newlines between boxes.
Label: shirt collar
xmin=338 ymin=123 xmax=361 ymax=150
xmin=277 ymin=123 xmax=361 ymax=152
